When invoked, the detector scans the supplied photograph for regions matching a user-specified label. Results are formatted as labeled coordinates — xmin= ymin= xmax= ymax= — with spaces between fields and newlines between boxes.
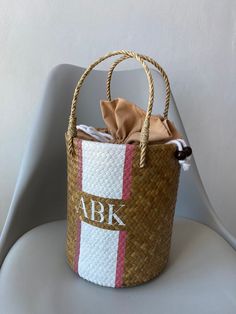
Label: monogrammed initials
xmin=75 ymin=196 xmax=125 ymax=226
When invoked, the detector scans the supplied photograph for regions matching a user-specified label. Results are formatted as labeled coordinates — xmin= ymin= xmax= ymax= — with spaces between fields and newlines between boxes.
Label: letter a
xmin=77 ymin=196 xmax=88 ymax=218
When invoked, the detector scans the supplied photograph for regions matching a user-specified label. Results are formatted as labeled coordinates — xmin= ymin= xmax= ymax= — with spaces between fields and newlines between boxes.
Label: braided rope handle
xmin=67 ymin=50 xmax=155 ymax=167
xmin=106 ymin=54 xmax=171 ymax=119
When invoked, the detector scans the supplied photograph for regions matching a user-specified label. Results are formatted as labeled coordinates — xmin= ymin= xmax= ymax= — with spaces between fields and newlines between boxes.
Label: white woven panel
xmin=82 ymin=141 xmax=126 ymax=199
xmin=78 ymin=221 xmax=119 ymax=287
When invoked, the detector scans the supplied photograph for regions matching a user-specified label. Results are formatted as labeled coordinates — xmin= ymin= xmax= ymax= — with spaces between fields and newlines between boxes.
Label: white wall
xmin=0 ymin=0 xmax=236 ymax=234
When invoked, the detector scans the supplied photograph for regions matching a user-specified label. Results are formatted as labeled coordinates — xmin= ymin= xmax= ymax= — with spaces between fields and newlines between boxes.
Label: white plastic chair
xmin=0 ymin=64 xmax=236 ymax=314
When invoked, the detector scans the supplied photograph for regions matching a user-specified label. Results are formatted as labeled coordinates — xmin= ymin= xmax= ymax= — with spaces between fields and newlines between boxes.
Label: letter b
xmin=90 ymin=200 xmax=104 ymax=223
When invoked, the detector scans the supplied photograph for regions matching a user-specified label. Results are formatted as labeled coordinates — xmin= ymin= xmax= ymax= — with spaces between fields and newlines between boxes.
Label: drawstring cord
xmin=166 ymin=139 xmax=192 ymax=171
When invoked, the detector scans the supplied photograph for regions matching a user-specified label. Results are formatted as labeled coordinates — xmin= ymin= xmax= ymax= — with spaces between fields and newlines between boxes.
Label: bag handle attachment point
xmin=67 ymin=50 xmax=171 ymax=168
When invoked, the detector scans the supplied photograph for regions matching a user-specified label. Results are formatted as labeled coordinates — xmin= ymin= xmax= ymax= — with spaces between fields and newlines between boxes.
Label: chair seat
xmin=0 ymin=218 xmax=236 ymax=314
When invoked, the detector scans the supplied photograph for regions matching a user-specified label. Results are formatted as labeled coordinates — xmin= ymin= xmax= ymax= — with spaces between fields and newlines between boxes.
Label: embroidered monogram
xmin=76 ymin=196 xmax=125 ymax=226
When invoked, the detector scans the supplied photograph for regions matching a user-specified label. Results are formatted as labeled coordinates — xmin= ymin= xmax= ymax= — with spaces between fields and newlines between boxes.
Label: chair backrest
xmin=0 ymin=64 xmax=235 ymax=267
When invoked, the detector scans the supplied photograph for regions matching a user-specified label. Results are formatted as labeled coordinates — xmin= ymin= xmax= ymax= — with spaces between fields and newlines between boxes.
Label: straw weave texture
xmin=66 ymin=135 xmax=180 ymax=287
xmin=66 ymin=51 xmax=180 ymax=287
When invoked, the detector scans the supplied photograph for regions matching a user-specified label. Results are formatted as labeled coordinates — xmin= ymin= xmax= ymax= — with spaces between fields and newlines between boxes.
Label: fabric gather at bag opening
xmin=76 ymin=97 xmax=191 ymax=170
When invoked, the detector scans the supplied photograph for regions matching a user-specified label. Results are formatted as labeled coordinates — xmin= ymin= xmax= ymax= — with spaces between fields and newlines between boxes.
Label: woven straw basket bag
xmin=66 ymin=50 xmax=181 ymax=288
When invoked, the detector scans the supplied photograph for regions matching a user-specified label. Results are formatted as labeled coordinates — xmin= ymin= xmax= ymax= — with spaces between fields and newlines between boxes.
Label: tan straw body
xmin=66 ymin=51 xmax=180 ymax=287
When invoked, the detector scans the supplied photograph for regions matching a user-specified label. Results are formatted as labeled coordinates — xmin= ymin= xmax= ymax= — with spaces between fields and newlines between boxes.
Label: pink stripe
xmin=74 ymin=219 xmax=81 ymax=273
xmin=77 ymin=139 xmax=83 ymax=190
xmin=115 ymin=231 xmax=127 ymax=288
xmin=122 ymin=144 xmax=135 ymax=200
